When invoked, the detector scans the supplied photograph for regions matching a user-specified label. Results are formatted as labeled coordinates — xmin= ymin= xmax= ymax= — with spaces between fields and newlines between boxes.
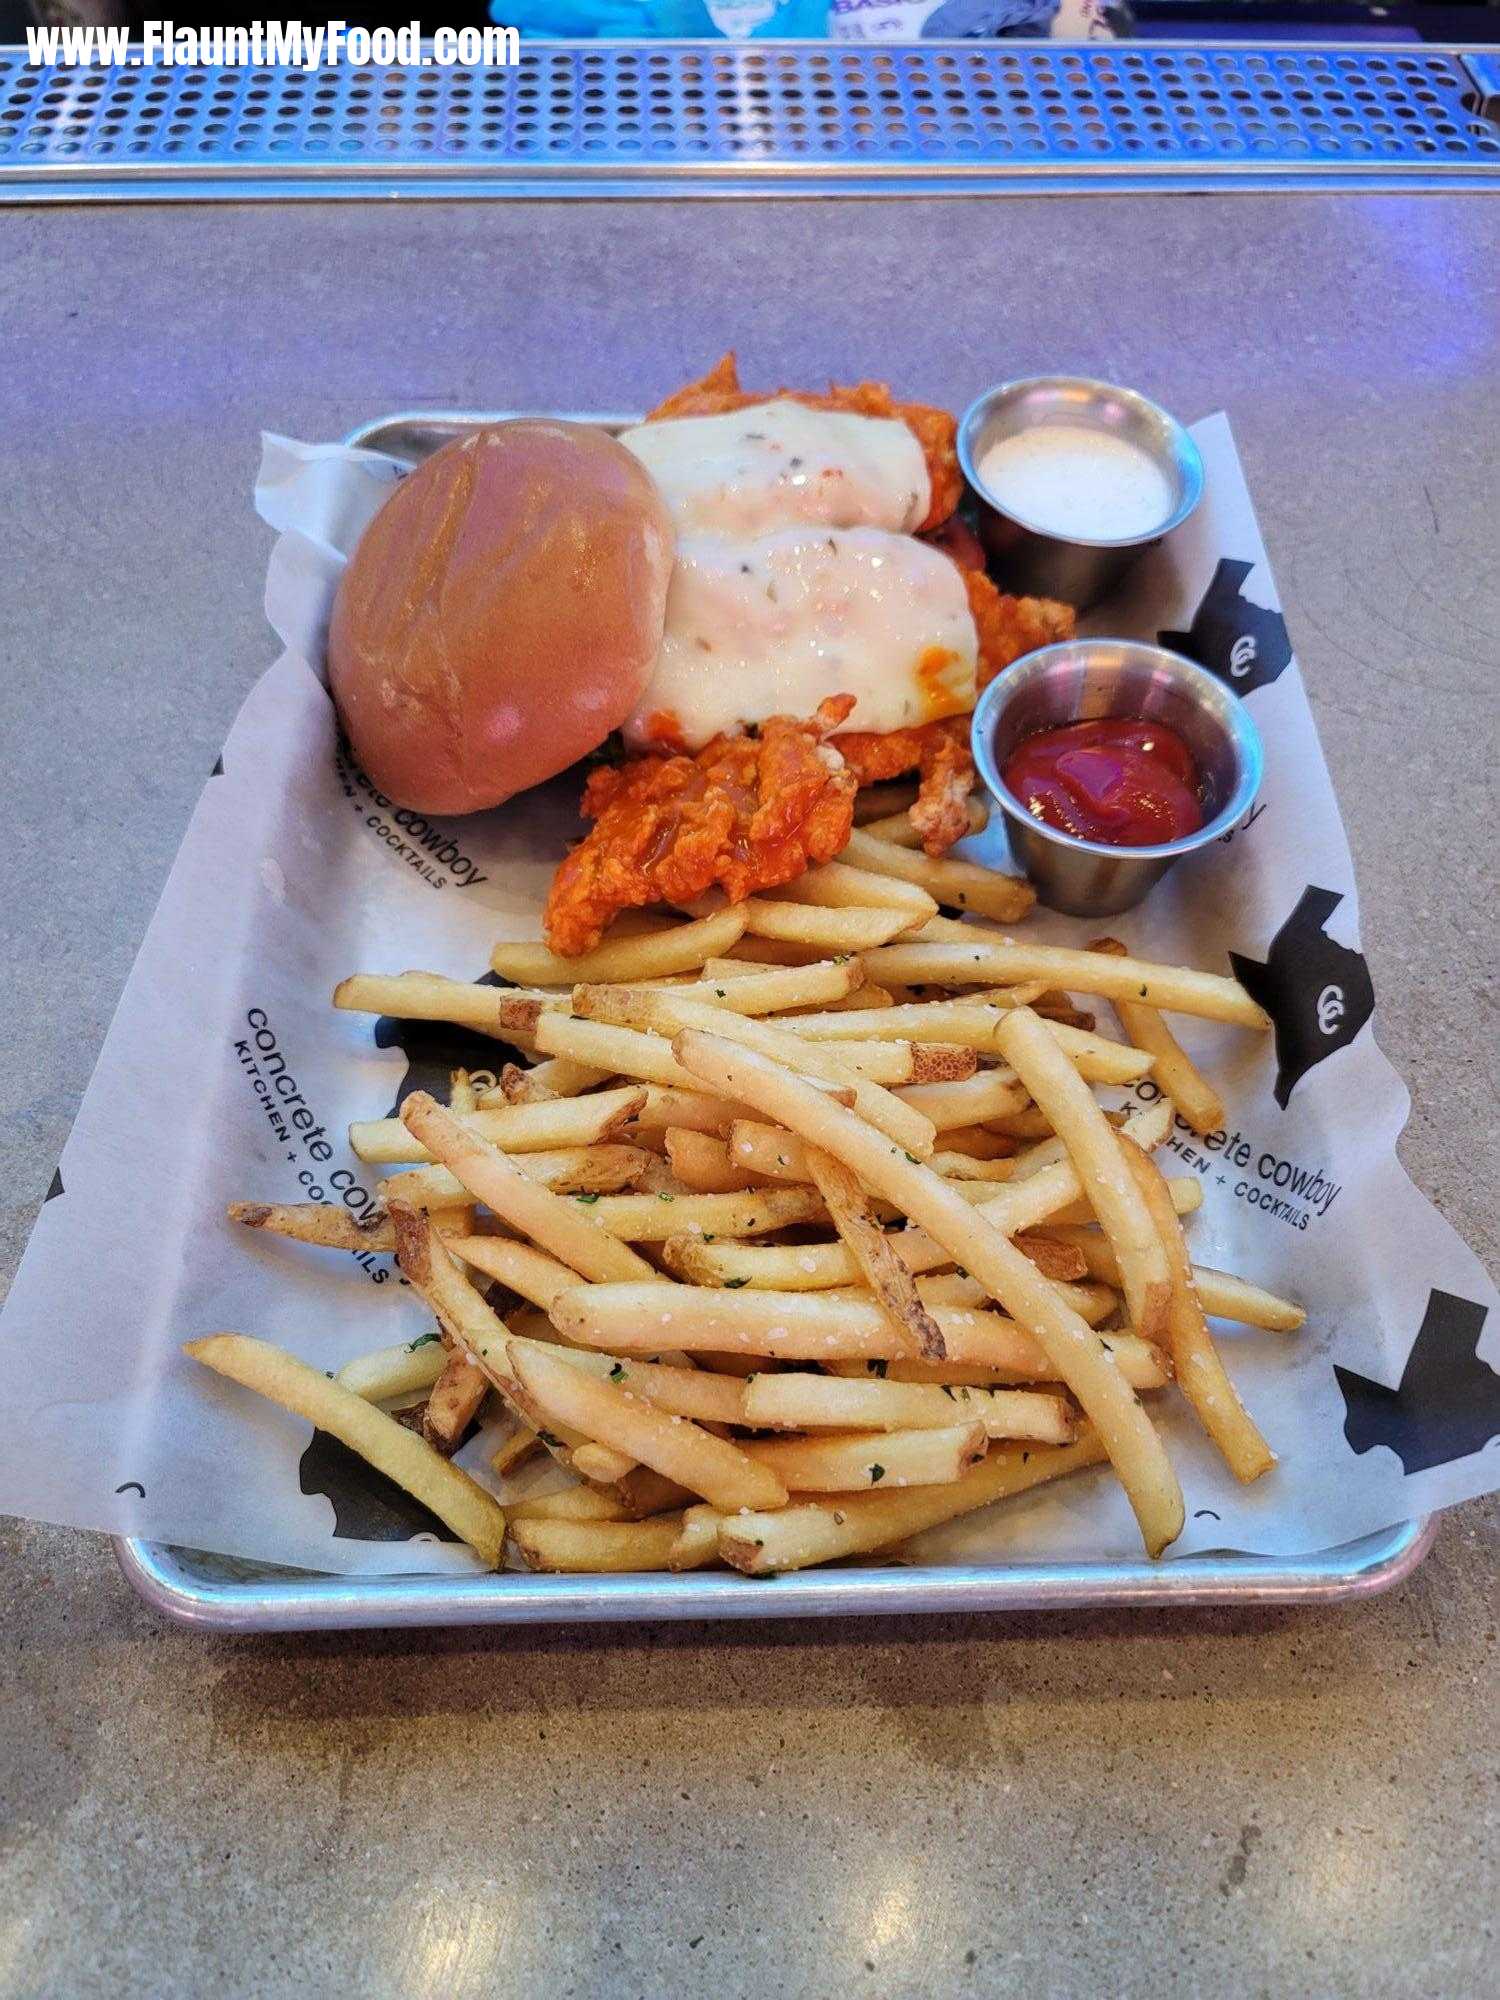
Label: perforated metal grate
xmin=1 ymin=41 xmax=1498 ymax=198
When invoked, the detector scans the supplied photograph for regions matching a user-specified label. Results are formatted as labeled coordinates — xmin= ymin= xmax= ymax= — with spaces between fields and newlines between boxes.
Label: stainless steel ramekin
xmin=958 ymin=377 xmax=1204 ymax=611
xmin=970 ymin=639 xmax=1262 ymax=918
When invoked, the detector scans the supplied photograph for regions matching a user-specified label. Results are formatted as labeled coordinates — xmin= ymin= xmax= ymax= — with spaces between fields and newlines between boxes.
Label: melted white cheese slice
xmin=625 ymin=527 xmax=977 ymax=752
xmin=619 ymin=400 xmax=930 ymax=539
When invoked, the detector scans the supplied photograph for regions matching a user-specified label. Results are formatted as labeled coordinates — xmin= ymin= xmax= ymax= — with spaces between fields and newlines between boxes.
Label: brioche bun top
xmin=328 ymin=420 xmax=674 ymax=815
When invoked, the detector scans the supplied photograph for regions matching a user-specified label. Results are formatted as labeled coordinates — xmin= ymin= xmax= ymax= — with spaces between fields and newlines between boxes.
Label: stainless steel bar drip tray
xmin=2 ymin=41 xmax=1499 ymax=200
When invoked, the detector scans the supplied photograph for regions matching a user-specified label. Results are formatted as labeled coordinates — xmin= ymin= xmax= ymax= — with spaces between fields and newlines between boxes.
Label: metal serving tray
xmin=116 ymin=406 xmax=1432 ymax=1630
xmin=117 ymin=1521 xmax=1437 ymax=1631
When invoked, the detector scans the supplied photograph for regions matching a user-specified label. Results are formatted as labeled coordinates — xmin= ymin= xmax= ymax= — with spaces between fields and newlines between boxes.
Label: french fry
xmin=351 ymin=1087 xmax=647 ymax=1165
xmin=576 ymin=982 xmax=963 ymax=1088
xmin=928 ymin=1152 xmax=1017 ymax=1182
xmin=506 ymin=1338 xmax=786 ymax=1513
xmin=776 ymin=998 xmax=1015 ymax=1050
xmin=931 ymin=1126 xmax=1018 ymax=1161
xmin=987 ymin=1107 xmax=1055 ymax=1143
xmin=720 ymin=1432 xmax=1108 ymax=1574
xmin=840 ymin=828 xmax=1036 ymax=924
xmin=335 ymin=1334 xmax=449 ymax=1402
xmin=827 ymin=1331 xmax=1169 ymax=1391
xmin=570 ymin=1442 xmax=639 ymax=1485
xmin=777 ymin=998 xmax=1145 ymax=1086
xmin=1089 ymin=937 xmax=1227 ymax=1135
xmin=555 ymin=1282 xmax=1132 ymax=1381
xmin=508 ymin=1515 xmax=715 ymax=1573
xmin=717 ymin=1101 xmax=1172 ymax=1290
xmin=506 ymin=1484 xmax=630 ymax=1524
xmin=813 ymin=1270 xmax=1118 ymax=1323
xmin=662 ymin=1227 xmax=1085 ymax=1293
xmin=1047 ymin=1176 xmax=1201 ymax=1227
xmin=577 ymin=958 xmax=864 ymax=1022
xmin=422 ymin=1348 xmax=492 ymax=1455
xmin=184 ymin=1334 xmax=506 ymax=1566
xmin=741 ymin=1421 xmax=987 ymax=1492
xmin=333 ymin=972 xmax=520 ymax=1036
xmin=478 ymin=1055 xmax=613 ymax=1103
xmin=858 ymin=798 xmax=988 ymax=847
xmin=664 ymin=1128 xmax=763 ymax=1193
xmin=389 ymin=1200 xmax=585 ymax=1457
xmin=495 ymin=1061 xmax=555 ymax=1105
xmin=539 ymin=1346 xmax=748 ymax=1425
xmin=1120 ymin=1139 xmax=1275 ymax=1483
xmin=609 ymin=1467 xmax=699 ymax=1520
xmin=667 ymin=1504 xmax=724 ymax=1570
xmin=1033 ymin=1227 xmax=1305 ymax=1332
xmin=449 ymin=1236 xmax=580 ymax=1313
xmin=803 ymin=1145 xmax=945 ymax=1359
xmin=724 ymin=1122 xmax=814 ymax=1184
xmin=776 ymin=859 xmax=938 ymax=922
xmin=894 ymin=1070 xmax=1030 ymax=1131
xmin=490 ymin=908 xmax=749 ymax=987
xmin=399 ymin=1095 xmax=661 ymax=1285
xmin=995 ymin=1008 xmax=1172 ymax=1345
xmin=528 ymin=1013 xmax=707 ymax=1093
xmin=741 ymin=1372 xmax=1076 ymax=1444
xmin=490 ymin=1424 xmax=542 ymax=1478
xmin=672 ymin=1031 xmax=1184 ymax=1556
xmin=629 ymin=1087 xmax=745 ymax=1137
xmin=572 ymin=1185 xmax=829 ymax=1244
xmin=378 ymin=1146 xmax=655 ymax=1208
xmin=736 ymin=898 xmax=919 ymax=951
xmin=229 ymin=1200 xmax=408 ymax=1251
xmin=574 ymin=986 xmax=937 ymax=1157
xmin=1014 ymin=1234 xmax=1088 ymax=1283
xmin=724 ymin=935 xmax=832 ymax=967
xmin=1037 ymin=1022 xmax=1153 ymax=1086
xmin=861 ymin=940 xmax=1271 ymax=1029
xmin=784 ymin=984 xmax=896 ymax=1015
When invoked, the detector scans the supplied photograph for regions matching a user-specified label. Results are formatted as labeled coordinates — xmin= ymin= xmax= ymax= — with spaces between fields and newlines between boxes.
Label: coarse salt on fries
xmin=672 ymin=1030 xmax=1184 ymax=1556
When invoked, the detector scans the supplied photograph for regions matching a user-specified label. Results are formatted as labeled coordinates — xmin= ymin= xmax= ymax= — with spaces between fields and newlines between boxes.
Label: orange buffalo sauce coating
xmin=543 ymin=697 xmax=858 ymax=958
xmin=646 ymin=352 xmax=963 ymax=538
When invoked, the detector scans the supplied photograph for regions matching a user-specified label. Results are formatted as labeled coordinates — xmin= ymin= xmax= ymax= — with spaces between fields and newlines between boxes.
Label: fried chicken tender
xmin=543 ymin=698 xmax=858 ymax=958
xmin=646 ymin=353 xmax=962 ymax=537
xmin=965 ymin=569 xmax=1077 ymax=693
xmin=835 ymin=574 xmax=1077 ymax=856
xmin=833 ymin=719 xmax=974 ymax=857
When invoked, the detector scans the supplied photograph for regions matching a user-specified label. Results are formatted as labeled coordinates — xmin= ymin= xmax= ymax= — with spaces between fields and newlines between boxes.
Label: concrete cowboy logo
xmin=1336 ymin=1290 xmax=1500 ymax=1475
xmin=1160 ymin=557 xmax=1293 ymax=696
xmin=298 ymin=971 xmax=524 ymax=1541
xmin=1230 ymin=887 xmax=1374 ymax=1108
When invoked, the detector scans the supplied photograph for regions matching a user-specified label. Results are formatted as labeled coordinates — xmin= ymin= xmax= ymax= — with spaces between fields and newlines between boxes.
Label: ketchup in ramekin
xmin=1001 ymin=718 xmax=1204 ymax=848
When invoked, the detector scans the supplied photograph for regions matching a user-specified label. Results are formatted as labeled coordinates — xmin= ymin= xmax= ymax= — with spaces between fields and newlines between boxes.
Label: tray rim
xmin=112 ymin=402 xmax=1432 ymax=1632
xmin=115 ymin=1516 xmax=1438 ymax=1632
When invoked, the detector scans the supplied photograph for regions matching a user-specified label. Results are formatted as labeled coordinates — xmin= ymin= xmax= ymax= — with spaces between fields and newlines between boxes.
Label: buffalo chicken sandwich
xmin=328 ymin=356 xmax=1074 ymax=956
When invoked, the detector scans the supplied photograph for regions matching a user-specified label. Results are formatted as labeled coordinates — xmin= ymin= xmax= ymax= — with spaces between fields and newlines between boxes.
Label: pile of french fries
xmin=191 ymin=795 xmax=1302 ymax=1576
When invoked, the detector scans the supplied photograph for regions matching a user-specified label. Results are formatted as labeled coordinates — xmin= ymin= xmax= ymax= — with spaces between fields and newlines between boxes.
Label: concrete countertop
xmin=0 ymin=195 xmax=1496 ymax=2000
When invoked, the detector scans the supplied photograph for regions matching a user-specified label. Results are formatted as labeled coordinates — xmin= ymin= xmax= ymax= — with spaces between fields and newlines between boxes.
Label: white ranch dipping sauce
xmin=976 ymin=424 xmax=1176 ymax=543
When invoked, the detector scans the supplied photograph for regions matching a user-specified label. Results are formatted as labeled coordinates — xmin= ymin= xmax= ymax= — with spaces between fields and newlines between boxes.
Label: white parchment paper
xmin=1 ymin=414 xmax=1495 ymax=1578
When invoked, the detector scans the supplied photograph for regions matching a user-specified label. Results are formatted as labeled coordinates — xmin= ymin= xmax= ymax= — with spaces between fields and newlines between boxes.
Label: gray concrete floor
xmin=0 ymin=195 xmax=1497 ymax=1997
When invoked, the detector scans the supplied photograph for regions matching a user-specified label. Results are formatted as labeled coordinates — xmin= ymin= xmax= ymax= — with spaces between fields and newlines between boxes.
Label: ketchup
xmin=1002 ymin=718 xmax=1204 ymax=847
